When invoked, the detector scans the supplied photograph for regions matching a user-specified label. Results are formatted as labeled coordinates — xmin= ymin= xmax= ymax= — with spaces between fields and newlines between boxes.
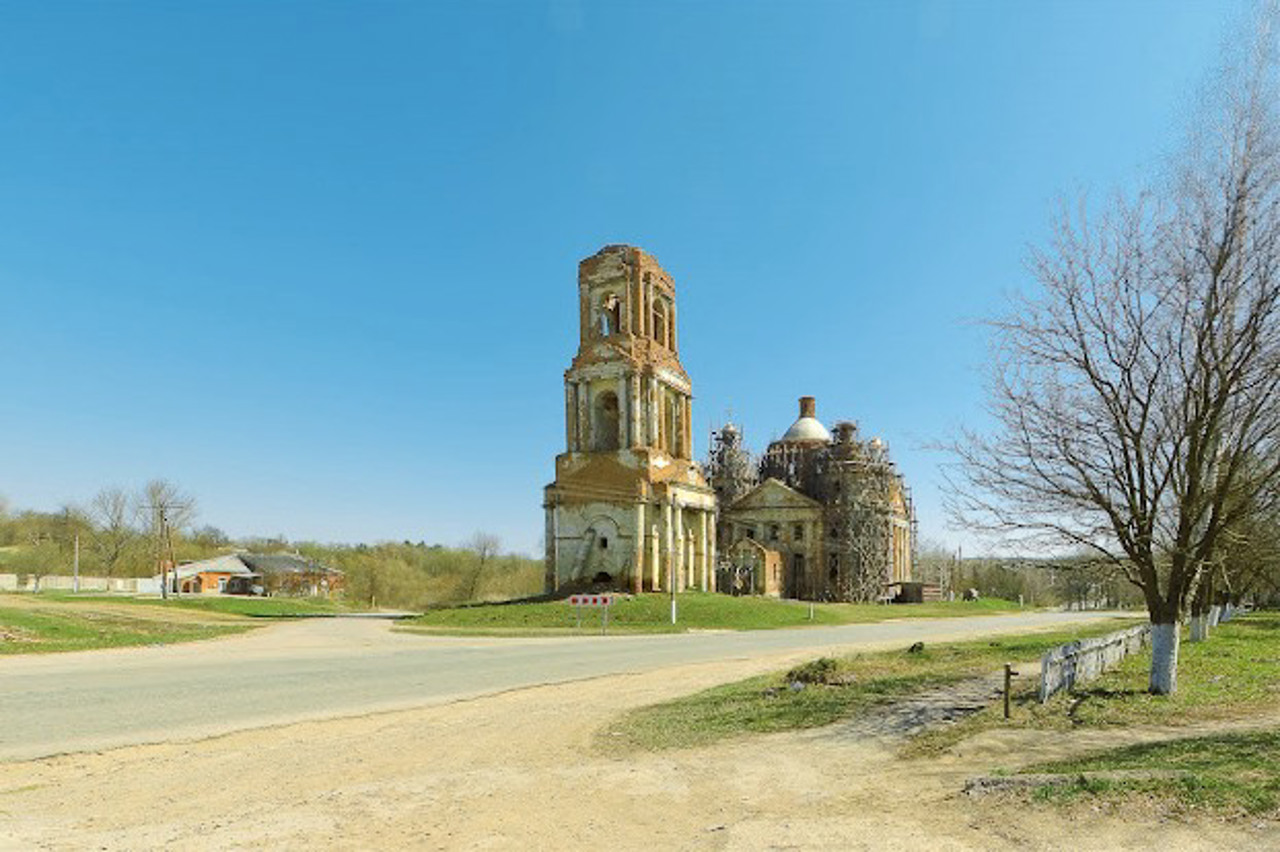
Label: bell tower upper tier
xmin=561 ymin=245 xmax=695 ymax=460
xmin=577 ymin=244 xmax=679 ymax=356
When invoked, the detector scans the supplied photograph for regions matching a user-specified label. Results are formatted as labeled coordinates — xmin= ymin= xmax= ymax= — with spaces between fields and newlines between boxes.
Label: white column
xmin=618 ymin=376 xmax=628 ymax=448
xmin=577 ymin=381 xmax=590 ymax=452
xmin=698 ymin=511 xmax=709 ymax=591
xmin=565 ymin=384 xmax=577 ymax=451
xmin=663 ymin=501 xmax=674 ymax=592
xmin=685 ymin=531 xmax=695 ymax=591
xmin=650 ymin=523 xmax=661 ymax=592
xmin=643 ymin=280 xmax=653 ymax=339
xmin=629 ymin=375 xmax=642 ymax=448
xmin=632 ymin=503 xmax=645 ymax=594
xmin=709 ymin=513 xmax=718 ymax=593
xmin=673 ymin=504 xmax=685 ymax=592
xmin=648 ymin=377 xmax=660 ymax=450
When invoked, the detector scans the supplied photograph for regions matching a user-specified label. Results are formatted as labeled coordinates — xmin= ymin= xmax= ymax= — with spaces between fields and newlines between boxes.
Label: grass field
xmin=1025 ymin=728 xmax=1280 ymax=816
xmin=0 ymin=592 xmax=356 ymax=655
xmin=402 ymin=592 xmax=1023 ymax=635
xmin=36 ymin=593 xmax=361 ymax=618
xmin=600 ymin=618 xmax=1136 ymax=751
xmin=0 ymin=602 xmax=251 ymax=655
xmin=983 ymin=612 xmax=1280 ymax=817
xmin=905 ymin=611 xmax=1280 ymax=757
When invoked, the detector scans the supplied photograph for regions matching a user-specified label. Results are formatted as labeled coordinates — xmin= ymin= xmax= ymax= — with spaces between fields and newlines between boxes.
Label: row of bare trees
xmin=949 ymin=9 xmax=1280 ymax=693
xmin=0 ymin=480 xmax=197 ymax=582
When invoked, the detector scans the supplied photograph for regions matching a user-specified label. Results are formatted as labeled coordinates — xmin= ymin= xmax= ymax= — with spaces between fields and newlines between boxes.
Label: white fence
xmin=1039 ymin=623 xmax=1151 ymax=702
xmin=0 ymin=573 xmax=149 ymax=593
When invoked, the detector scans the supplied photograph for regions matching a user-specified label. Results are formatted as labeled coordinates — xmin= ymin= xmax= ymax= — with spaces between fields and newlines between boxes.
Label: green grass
xmin=402 ymin=591 xmax=1022 ymax=635
xmin=600 ymin=619 xmax=1136 ymax=751
xmin=36 ymin=593 xmax=360 ymax=618
xmin=1061 ymin=612 xmax=1280 ymax=726
xmin=905 ymin=611 xmax=1280 ymax=757
xmin=0 ymin=605 xmax=251 ymax=654
xmin=1024 ymin=729 xmax=1280 ymax=816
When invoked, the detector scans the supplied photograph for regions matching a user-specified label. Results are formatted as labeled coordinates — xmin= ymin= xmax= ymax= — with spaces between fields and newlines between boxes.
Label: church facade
xmin=543 ymin=245 xmax=717 ymax=594
xmin=708 ymin=397 xmax=915 ymax=602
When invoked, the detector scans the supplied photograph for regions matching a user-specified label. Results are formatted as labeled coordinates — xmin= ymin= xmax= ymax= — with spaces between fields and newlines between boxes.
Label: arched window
xmin=598 ymin=293 xmax=621 ymax=337
xmin=652 ymin=300 xmax=667 ymax=346
xmin=591 ymin=391 xmax=620 ymax=451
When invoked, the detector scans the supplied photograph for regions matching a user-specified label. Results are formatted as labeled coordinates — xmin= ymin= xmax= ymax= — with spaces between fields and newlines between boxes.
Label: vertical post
xmin=157 ymin=506 xmax=168 ymax=601
xmin=1003 ymin=662 xmax=1013 ymax=719
xmin=602 ymin=600 xmax=609 ymax=636
xmin=165 ymin=512 xmax=180 ymax=598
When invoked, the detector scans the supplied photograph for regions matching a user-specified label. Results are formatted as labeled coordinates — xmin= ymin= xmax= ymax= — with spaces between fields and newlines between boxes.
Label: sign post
xmin=567 ymin=594 xmax=615 ymax=635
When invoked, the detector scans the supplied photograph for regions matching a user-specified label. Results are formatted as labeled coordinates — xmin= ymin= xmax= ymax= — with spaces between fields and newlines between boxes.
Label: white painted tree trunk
xmin=1189 ymin=615 xmax=1207 ymax=642
xmin=1150 ymin=622 xmax=1179 ymax=695
xmin=1208 ymin=605 xmax=1222 ymax=627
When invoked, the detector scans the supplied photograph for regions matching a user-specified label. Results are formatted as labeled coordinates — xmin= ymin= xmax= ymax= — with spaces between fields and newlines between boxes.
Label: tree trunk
xmin=1189 ymin=614 xmax=1207 ymax=642
xmin=1208 ymin=604 xmax=1222 ymax=627
xmin=1149 ymin=622 xmax=1180 ymax=695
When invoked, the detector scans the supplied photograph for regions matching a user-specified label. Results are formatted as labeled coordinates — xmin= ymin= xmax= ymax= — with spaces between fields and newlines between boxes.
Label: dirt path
xmin=1 ymin=652 xmax=1273 ymax=850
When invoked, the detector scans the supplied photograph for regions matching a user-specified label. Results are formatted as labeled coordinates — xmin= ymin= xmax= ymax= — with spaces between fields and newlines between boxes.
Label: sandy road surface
xmin=1 ymin=645 xmax=1273 ymax=850
xmin=2 ymin=614 xmax=1272 ymax=850
xmin=1 ymin=610 xmax=1127 ymax=761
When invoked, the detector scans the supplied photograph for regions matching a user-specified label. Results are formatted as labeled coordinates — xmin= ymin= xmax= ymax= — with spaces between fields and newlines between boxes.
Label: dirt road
xmin=2 ymin=615 xmax=1271 ymax=850
xmin=1 ymin=644 xmax=1270 ymax=850
xmin=0 ymin=611 xmax=1126 ymax=762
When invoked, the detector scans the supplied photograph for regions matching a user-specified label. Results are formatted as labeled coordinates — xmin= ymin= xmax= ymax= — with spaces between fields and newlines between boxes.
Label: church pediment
xmin=728 ymin=478 xmax=822 ymax=511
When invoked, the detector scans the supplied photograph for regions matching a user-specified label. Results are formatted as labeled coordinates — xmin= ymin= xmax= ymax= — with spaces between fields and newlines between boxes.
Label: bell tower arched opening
xmin=597 ymin=292 xmax=622 ymax=337
xmin=652 ymin=300 xmax=667 ymax=347
xmin=592 ymin=390 xmax=620 ymax=451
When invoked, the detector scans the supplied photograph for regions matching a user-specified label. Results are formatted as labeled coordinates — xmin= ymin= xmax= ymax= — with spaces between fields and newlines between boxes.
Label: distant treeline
xmin=0 ymin=485 xmax=542 ymax=608
xmin=914 ymin=544 xmax=1147 ymax=609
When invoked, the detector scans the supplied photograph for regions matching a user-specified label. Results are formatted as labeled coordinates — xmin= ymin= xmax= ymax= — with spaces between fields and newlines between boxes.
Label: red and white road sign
xmin=567 ymin=594 xmax=613 ymax=607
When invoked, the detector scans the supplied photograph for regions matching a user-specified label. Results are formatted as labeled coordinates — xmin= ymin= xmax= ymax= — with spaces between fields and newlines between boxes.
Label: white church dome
xmin=780 ymin=396 xmax=831 ymax=443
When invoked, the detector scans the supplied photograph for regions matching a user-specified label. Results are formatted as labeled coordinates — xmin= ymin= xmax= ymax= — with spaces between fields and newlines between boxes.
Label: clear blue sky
xmin=0 ymin=1 xmax=1242 ymax=555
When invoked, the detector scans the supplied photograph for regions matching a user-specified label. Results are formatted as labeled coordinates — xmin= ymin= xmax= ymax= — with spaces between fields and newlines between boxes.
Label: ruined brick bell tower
xmin=543 ymin=245 xmax=717 ymax=595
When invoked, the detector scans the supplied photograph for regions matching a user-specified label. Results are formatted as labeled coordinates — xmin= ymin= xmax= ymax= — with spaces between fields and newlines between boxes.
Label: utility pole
xmin=152 ymin=504 xmax=168 ymax=600
xmin=145 ymin=498 xmax=191 ymax=600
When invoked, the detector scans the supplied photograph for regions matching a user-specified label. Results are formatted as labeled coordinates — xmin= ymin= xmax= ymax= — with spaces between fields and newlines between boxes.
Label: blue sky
xmin=0 ymin=1 xmax=1241 ymax=555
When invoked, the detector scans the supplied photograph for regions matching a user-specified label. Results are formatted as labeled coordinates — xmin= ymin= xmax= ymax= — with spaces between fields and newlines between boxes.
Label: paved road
xmin=0 ymin=611 xmax=1125 ymax=761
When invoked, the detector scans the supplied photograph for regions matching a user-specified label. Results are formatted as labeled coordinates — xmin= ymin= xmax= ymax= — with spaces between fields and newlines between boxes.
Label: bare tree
xmin=89 ymin=487 xmax=137 ymax=577
xmin=138 ymin=479 xmax=196 ymax=598
xmin=464 ymin=532 xmax=501 ymax=602
xmin=948 ymin=11 xmax=1280 ymax=694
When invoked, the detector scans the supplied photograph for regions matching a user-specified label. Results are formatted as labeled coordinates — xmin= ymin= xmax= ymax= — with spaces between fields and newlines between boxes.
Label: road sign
xmin=567 ymin=594 xmax=614 ymax=607
xmin=567 ymin=594 xmax=614 ymax=633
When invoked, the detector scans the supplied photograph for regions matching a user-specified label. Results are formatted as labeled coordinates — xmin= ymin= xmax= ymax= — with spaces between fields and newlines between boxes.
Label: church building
xmin=708 ymin=397 xmax=915 ymax=602
xmin=543 ymin=245 xmax=717 ymax=594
